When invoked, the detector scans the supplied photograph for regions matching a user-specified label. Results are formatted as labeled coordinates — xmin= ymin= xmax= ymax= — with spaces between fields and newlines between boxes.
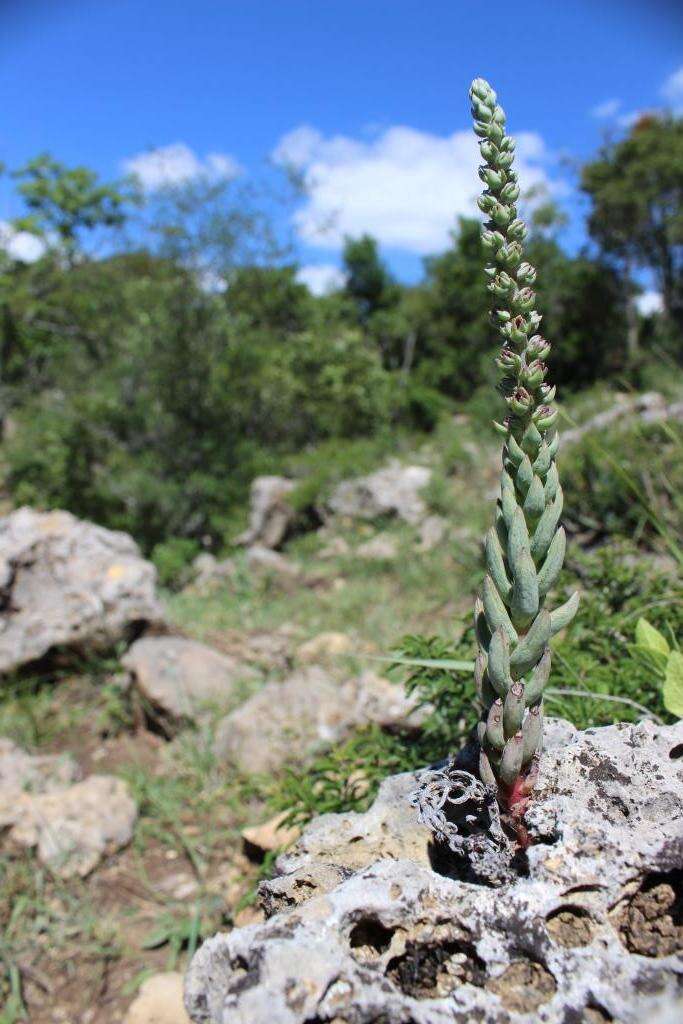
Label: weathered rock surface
xmin=122 ymin=635 xmax=258 ymax=725
xmin=1 ymin=741 xmax=137 ymax=877
xmin=213 ymin=668 xmax=421 ymax=773
xmin=235 ymin=476 xmax=296 ymax=549
xmin=124 ymin=972 xmax=191 ymax=1024
xmin=0 ymin=507 xmax=162 ymax=673
xmin=186 ymin=719 xmax=683 ymax=1023
xmin=190 ymin=553 xmax=237 ymax=590
xmin=328 ymin=462 xmax=431 ymax=524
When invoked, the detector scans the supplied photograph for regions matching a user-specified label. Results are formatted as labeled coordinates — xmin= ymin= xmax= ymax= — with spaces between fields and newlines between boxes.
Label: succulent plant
xmin=469 ymin=78 xmax=579 ymax=810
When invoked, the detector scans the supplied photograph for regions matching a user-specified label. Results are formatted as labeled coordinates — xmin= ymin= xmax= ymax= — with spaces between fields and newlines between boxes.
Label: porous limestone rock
xmin=328 ymin=462 xmax=431 ymax=525
xmin=186 ymin=719 xmax=683 ymax=1023
xmin=0 ymin=507 xmax=162 ymax=673
xmin=122 ymin=635 xmax=258 ymax=726
xmin=124 ymin=972 xmax=191 ymax=1024
xmin=235 ymin=476 xmax=296 ymax=550
xmin=213 ymin=668 xmax=421 ymax=773
xmin=2 ymin=748 xmax=137 ymax=877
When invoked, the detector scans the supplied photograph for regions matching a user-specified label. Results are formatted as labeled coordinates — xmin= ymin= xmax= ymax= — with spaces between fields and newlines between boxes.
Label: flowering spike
xmin=469 ymin=79 xmax=579 ymax=806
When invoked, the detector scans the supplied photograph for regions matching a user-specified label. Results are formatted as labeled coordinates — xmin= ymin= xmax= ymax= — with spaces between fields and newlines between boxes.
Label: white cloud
xmin=122 ymin=143 xmax=242 ymax=190
xmin=0 ymin=221 xmax=45 ymax=262
xmin=296 ymin=263 xmax=346 ymax=296
xmin=591 ymin=99 xmax=621 ymax=120
xmin=662 ymin=66 xmax=683 ymax=111
xmin=272 ymin=124 xmax=556 ymax=255
xmin=636 ymin=290 xmax=663 ymax=316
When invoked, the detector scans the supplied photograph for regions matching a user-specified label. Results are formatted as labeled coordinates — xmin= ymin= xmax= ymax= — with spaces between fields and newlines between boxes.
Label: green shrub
xmin=151 ymin=537 xmax=201 ymax=590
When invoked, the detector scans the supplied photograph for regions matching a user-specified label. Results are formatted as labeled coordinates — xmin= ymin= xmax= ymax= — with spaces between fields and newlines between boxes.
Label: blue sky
xmin=1 ymin=0 xmax=682 ymax=291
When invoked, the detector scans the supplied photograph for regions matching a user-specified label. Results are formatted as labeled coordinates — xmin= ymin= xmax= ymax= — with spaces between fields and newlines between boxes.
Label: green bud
xmin=517 ymin=262 xmax=536 ymax=284
xmin=533 ymin=404 xmax=558 ymax=430
xmin=507 ymin=218 xmax=527 ymax=241
xmin=500 ymin=181 xmax=520 ymax=202
xmin=527 ymin=335 xmax=551 ymax=360
xmin=507 ymin=387 xmax=533 ymax=415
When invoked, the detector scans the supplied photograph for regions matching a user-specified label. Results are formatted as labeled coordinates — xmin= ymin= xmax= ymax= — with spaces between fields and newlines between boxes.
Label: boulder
xmin=122 ymin=636 xmax=258 ymax=725
xmin=190 ymin=553 xmax=237 ymax=590
xmin=125 ymin=972 xmax=191 ymax=1024
xmin=235 ymin=476 xmax=296 ymax=550
xmin=186 ymin=719 xmax=683 ymax=1024
xmin=0 ymin=507 xmax=162 ymax=674
xmin=213 ymin=668 xmax=421 ymax=774
xmin=328 ymin=462 xmax=431 ymax=525
xmin=1 ymin=741 xmax=137 ymax=877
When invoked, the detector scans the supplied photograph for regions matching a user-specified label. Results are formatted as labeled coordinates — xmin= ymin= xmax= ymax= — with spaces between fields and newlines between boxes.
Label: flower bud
xmin=527 ymin=311 xmax=542 ymax=331
xmin=513 ymin=287 xmax=535 ymax=312
xmin=517 ymin=262 xmax=536 ymax=284
xmin=507 ymin=218 xmax=527 ymax=242
xmin=479 ymin=166 xmax=504 ymax=190
xmin=497 ymin=151 xmax=514 ymax=170
xmin=538 ymin=383 xmax=556 ymax=403
xmin=521 ymin=359 xmax=547 ymax=388
xmin=479 ymin=140 xmax=497 ymax=162
xmin=487 ymin=123 xmax=504 ymax=146
xmin=533 ymin=404 xmax=558 ymax=430
xmin=507 ymin=387 xmax=533 ymax=415
xmin=496 ymin=347 xmax=521 ymax=371
xmin=500 ymin=182 xmax=520 ymax=203
xmin=491 ymin=203 xmax=513 ymax=227
xmin=473 ymin=120 xmax=489 ymax=138
xmin=477 ymin=194 xmax=496 ymax=214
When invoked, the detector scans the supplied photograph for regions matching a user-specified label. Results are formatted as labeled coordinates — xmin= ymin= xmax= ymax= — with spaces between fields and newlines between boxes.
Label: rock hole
xmin=582 ymin=1002 xmax=613 ymax=1023
xmin=546 ymin=905 xmax=595 ymax=948
xmin=348 ymin=917 xmax=396 ymax=961
xmin=612 ymin=869 xmax=683 ymax=957
xmin=386 ymin=938 xmax=486 ymax=999
xmin=486 ymin=959 xmax=557 ymax=1013
xmin=669 ymin=743 xmax=683 ymax=760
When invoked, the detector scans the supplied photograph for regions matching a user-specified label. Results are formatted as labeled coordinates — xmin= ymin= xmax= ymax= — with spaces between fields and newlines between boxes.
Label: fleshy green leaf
xmin=635 ymin=618 xmax=670 ymax=656
xmin=663 ymin=651 xmax=683 ymax=718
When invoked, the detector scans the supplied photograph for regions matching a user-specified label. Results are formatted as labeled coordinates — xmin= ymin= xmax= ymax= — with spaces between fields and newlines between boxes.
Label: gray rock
xmin=186 ymin=719 xmax=683 ymax=1024
xmin=0 ymin=507 xmax=162 ymax=674
xmin=328 ymin=462 xmax=431 ymax=525
xmin=235 ymin=477 xmax=295 ymax=550
xmin=246 ymin=546 xmax=301 ymax=578
xmin=355 ymin=533 xmax=398 ymax=560
xmin=213 ymin=668 xmax=421 ymax=774
xmin=122 ymin=636 xmax=258 ymax=725
xmin=190 ymin=553 xmax=237 ymax=590
xmin=417 ymin=514 xmax=449 ymax=551
xmin=1 ymin=740 xmax=137 ymax=877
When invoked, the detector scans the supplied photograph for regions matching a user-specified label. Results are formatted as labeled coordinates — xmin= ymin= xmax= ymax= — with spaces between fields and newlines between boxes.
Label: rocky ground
xmin=1 ymin=393 xmax=682 ymax=1023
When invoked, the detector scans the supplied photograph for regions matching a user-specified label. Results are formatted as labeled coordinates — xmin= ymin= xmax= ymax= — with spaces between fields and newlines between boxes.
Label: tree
xmin=12 ymin=154 xmax=130 ymax=262
xmin=342 ymin=234 xmax=400 ymax=323
xmin=581 ymin=116 xmax=683 ymax=343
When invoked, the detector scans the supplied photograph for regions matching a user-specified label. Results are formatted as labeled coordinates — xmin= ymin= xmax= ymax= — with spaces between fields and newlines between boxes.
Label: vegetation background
xmin=0 ymin=3 xmax=682 ymax=1022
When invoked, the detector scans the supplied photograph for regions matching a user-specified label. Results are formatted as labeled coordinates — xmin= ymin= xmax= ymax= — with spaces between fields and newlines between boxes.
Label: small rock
xmin=328 ymin=462 xmax=431 ymax=525
xmin=242 ymin=813 xmax=301 ymax=860
xmin=235 ymin=476 xmax=295 ymax=549
xmin=124 ymin=972 xmax=190 ymax=1024
xmin=0 ymin=507 xmax=162 ymax=674
xmin=190 ymin=553 xmax=236 ymax=590
xmin=317 ymin=535 xmax=351 ymax=559
xmin=246 ymin=546 xmax=300 ymax=578
xmin=417 ymin=514 xmax=448 ymax=551
xmin=7 ymin=770 xmax=137 ymax=877
xmin=355 ymin=533 xmax=398 ymax=560
xmin=214 ymin=668 xmax=419 ymax=773
xmin=122 ymin=636 xmax=257 ymax=726
xmin=296 ymin=632 xmax=353 ymax=664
